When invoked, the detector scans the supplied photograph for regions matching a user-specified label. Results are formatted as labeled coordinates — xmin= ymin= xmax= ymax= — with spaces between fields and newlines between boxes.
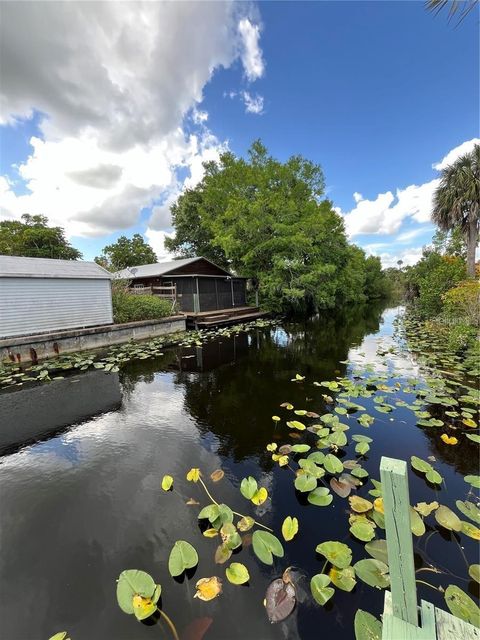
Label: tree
xmin=0 ymin=214 xmax=82 ymax=260
xmin=431 ymin=143 xmax=479 ymax=277
xmin=426 ymin=0 xmax=478 ymax=24
xmin=95 ymin=233 xmax=157 ymax=271
xmin=166 ymin=140 xmax=386 ymax=312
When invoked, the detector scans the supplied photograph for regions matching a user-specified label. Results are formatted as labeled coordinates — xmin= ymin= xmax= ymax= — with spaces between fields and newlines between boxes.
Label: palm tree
xmin=431 ymin=144 xmax=479 ymax=277
xmin=426 ymin=0 xmax=479 ymax=24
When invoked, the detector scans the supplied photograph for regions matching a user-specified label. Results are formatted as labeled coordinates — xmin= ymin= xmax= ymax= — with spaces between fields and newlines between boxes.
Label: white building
xmin=0 ymin=256 xmax=113 ymax=338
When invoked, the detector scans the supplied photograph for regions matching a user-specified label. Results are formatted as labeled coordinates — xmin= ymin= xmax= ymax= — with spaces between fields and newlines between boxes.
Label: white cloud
xmin=395 ymin=227 xmax=432 ymax=243
xmin=340 ymin=138 xmax=478 ymax=238
xmin=238 ymin=18 xmax=265 ymax=81
xmin=144 ymin=229 xmax=175 ymax=262
xmin=0 ymin=2 xmax=263 ymax=241
xmin=433 ymin=138 xmax=480 ymax=170
xmin=376 ymin=248 xmax=424 ymax=269
xmin=242 ymin=91 xmax=264 ymax=114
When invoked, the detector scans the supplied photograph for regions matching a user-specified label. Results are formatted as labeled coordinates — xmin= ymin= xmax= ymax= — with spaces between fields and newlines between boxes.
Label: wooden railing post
xmin=380 ymin=456 xmax=418 ymax=627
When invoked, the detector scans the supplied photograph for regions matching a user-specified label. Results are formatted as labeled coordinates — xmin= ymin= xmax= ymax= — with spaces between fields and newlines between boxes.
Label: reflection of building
xmin=0 ymin=370 xmax=122 ymax=455
xmin=169 ymin=332 xmax=250 ymax=372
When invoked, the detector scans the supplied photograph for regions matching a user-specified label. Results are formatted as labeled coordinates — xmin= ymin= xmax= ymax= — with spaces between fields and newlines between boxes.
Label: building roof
xmin=114 ymin=256 xmax=232 ymax=279
xmin=0 ymin=255 xmax=112 ymax=279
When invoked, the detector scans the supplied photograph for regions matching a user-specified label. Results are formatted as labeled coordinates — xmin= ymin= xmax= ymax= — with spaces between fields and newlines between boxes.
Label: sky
xmin=0 ymin=1 xmax=478 ymax=268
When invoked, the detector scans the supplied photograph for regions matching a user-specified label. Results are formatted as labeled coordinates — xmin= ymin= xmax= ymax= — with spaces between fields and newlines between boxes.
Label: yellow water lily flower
xmin=440 ymin=434 xmax=458 ymax=445
xmin=194 ymin=576 xmax=223 ymax=601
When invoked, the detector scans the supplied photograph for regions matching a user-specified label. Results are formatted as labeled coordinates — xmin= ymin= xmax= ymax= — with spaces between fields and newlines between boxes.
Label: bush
xmin=111 ymin=280 xmax=175 ymax=324
xmin=442 ymin=280 xmax=480 ymax=327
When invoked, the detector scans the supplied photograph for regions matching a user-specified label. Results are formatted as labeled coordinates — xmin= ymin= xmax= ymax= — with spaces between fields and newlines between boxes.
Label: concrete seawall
xmin=0 ymin=316 xmax=186 ymax=364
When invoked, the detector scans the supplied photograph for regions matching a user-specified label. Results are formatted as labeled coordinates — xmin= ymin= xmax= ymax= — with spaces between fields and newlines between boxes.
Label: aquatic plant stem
xmin=157 ymin=608 xmax=180 ymax=640
xmin=415 ymin=579 xmax=443 ymax=593
xmin=198 ymin=477 xmax=273 ymax=532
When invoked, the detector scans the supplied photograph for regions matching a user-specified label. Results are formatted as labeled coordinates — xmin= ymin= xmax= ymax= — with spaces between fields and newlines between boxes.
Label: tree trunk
xmin=466 ymin=211 xmax=479 ymax=278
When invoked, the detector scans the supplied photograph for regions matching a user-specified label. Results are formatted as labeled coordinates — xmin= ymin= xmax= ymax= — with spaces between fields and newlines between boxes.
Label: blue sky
xmin=0 ymin=1 xmax=478 ymax=267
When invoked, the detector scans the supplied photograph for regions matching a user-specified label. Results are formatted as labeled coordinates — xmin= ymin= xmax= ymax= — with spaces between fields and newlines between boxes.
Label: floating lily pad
xmin=308 ymin=487 xmax=333 ymax=507
xmin=168 ymin=540 xmax=199 ymax=577
xmin=281 ymin=516 xmax=299 ymax=542
xmin=252 ymin=531 xmax=284 ymax=565
xmin=354 ymin=559 xmax=390 ymax=589
xmin=354 ymin=610 xmax=382 ymax=640
xmin=310 ymin=574 xmax=334 ymax=605
xmin=226 ymin=562 xmax=250 ymax=585
xmin=350 ymin=520 xmax=375 ymax=542
xmin=316 ymin=541 xmax=352 ymax=569
xmin=295 ymin=473 xmax=317 ymax=493
xmin=265 ymin=577 xmax=296 ymax=623
xmin=365 ymin=539 xmax=388 ymax=565
xmin=240 ymin=476 xmax=258 ymax=500
xmin=456 ymin=500 xmax=480 ymax=525
xmin=444 ymin=584 xmax=480 ymax=626
xmin=435 ymin=505 xmax=462 ymax=532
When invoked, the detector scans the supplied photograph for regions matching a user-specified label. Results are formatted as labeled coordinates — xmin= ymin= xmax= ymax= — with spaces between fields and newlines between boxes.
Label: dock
xmin=380 ymin=456 xmax=479 ymax=640
xmin=185 ymin=305 xmax=268 ymax=329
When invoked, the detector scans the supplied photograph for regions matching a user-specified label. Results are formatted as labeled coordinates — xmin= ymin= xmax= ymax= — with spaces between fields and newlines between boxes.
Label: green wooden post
xmin=380 ymin=456 xmax=418 ymax=627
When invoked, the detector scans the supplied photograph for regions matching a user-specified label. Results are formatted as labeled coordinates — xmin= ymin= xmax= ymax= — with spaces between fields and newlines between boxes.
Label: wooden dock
xmin=185 ymin=305 xmax=268 ymax=329
xmin=380 ymin=456 xmax=479 ymax=640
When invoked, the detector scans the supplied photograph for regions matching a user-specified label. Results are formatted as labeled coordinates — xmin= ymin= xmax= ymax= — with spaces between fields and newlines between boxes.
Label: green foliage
xmin=443 ymin=280 xmax=480 ymax=326
xmin=116 ymin=569 xmax=161 ymax=620
xmin=96 ymin=233 xmax=157 ymax=271
xmin=0 ymin=214 xmax=82 ymax=260
xmin=111 ymin=280 xmax=173 ymax=323
xmin=168 ymin=540 xmax=198 ymax=577
xmin=166 ymin=140 xmax=389 ymax=313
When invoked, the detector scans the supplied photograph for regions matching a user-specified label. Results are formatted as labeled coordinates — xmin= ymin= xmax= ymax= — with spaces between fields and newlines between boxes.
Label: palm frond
xmin=425 ymin=0 xmax=479 ymax=24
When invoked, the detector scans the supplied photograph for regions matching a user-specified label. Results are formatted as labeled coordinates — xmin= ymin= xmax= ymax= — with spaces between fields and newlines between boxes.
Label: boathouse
xmin=0 ymin=255 xmax=113 ymax=338
xmin=114 ymin=256 xmax=247 ymax=314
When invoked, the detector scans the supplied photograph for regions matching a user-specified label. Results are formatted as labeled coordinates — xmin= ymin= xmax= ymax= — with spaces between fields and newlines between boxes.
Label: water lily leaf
xmin=425 ymin=468 xmax=442 ymax=484
xmin=463 ymin=418 xmax=478 ymax=428
xmin=294 ymin=409 xmax=307 ymax=415
xmin=210 ymin=469 xmax=224 ymax=482
xmin=411 ymin=456 xmax=431 ymax=473
xmin=461 ymin=521 xmax=480 ymax=540
xmin=49 ymin=634 xmax=71 ymax=640
xmin=203 ymin=528 xmax=219 ymax=538
xmin=132 ymin=594 xmax=157 ymax=620
xmin=456 ymin=500 xmax=480 ymax=525
xmin=310 ymin=574 xmax=334 ymax=605
xmin=365 ymin=539 xmax=388 ymax=565
xmin=329 ymin=430 xmax=348 ymax=447
xmin=354 ymin=559 xmax=390 ymax=589
xmin=351 ymin=467 xmax=369 ymax=479
xmin=295 ymin=473 xmax=317 ymax=493
xmin=291 ymin=444 xmax=311 ymax=453
xmin=414 ymin=501 xmax=439 ymax=517
xmin=161 ymin=475 xmax=173 ymax=491
xmin=298 ymin=459 xmax=325 ymax=478
xmin=214 ymin=544 xmax=232 ymax=564
xmin=252 ymin=530 xmax=284 ymax=565
xmin=251 ymin=487 xmax=268 ymax=505
xmin=349 ymin=495 xmax=373 ymax=513
xmin=329 ymin=565 xmax=356 ymax=592
xmin=354 ymin=610 xmax=382 ymax=640
xmin=265 ymin=578 xmax=296 ymax=623
xmin=280 ymin=402 xmax=294 ymax=410
xmin=465 ymin=475 xmax=480 ymax=489
xmin=444 ymin=584 xmax=480 ymax=626
xmin=316 ymin=541 xmax=352 ymax=569
xmin=330 ymin=477 xmax=352 ymax=498
xmin=168 ymin=540 xmax=199 ymax=577
xmin=272 ymin=415 xmax=281 ymax=422
xmin=350 ymin=520 xmax=375 ymax=542
xmin=435 ymin=505 xmax=462 ymax=532
xmin=116 ymin=569 xmax=159 ymax=615
xmin=324 ymin=454 xmax=344 ymax=474
xmin=282 ymin=516 xmax=299 ymax=542
xmin=287 ymin=420 xmax=306 ymax=431
xmin=186 ymin=468 xmax=201 ymax=482
xmin=410 ymin=507 xmax=426 ymax=537
xmin=469 ymin=564 xmax=480 ymax=584
xmin=466 ymin=433 xmax=480 ymax=443
xmin=194 ymin=576 xmax=223 ymax=601
xmin=237 ymin=516 xmax=255 ymax=532
xmin=308 ymin=487 xmax=333 ymax=507
xmin=308 ymin=451 xmax=325 ymax=464
xmin=226 ymin=562 xmax=250 ymax=585
xmin=267 ymin=443 xmax=278 ymax=452
xmin=240 ymin=476 xmax=258 ymax=500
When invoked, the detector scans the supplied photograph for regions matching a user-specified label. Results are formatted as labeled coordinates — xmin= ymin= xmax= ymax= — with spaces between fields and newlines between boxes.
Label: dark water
xmin=0 ymin=303 xmax=478 ymax=640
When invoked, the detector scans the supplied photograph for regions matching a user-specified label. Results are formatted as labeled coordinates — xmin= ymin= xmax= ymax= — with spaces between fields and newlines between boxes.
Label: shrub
xmin=111 ymin=280 xmax=175 ymax=324
xmin=442 ymin=280 xmax=480 ymax=327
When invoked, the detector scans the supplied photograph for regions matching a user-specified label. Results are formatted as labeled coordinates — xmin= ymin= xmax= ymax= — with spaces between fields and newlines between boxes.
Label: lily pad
xmin=310 ymin=574 xmax=334 ymax=605
xmin=469 ymin=564 xmax=480 ymax=584
xmin=350 ymin=520 xmax=375 ymax=542
xmin=354 ymin=610 xmax=382 ymax=640
xmin=465 ymin=475 xmax=480 ymax=489
xmin=281 ymin=516 xmax=299 ymax=542
xmin=324 ymin=454 xmax=344 ymax=474
xmin=307 ymin=487 xmax=333 ymax=507
xmin=161 ymin=475 xmax=173 ymax=491
xmin=168 ymin=540 xmax=199 ymax=577
xmin=265 ymin=577 xmax=296 ymax=623
xmin=252 ymin=530 xmax=284 ymax=565
xmin=349 ymin=495 xmax=373 ymax=513
xmin=456 ymin=500 xmax=480 ymax=525
xmin=116 ymin=569 xmax=160 ymax=618
xmin=240 ymin=476 xmax=258 ymax=500
xmin=316 ymin=541 xmax=352 ymax=569
xmin=226 ymin=562 xmax=250 ymax=585
xmin=444 ymin=584 xmax=480 ymax=626
xmin=329 ymin=565 xmax=356 ymax=592
xmin=295 ymin=473 xmax=317 ymax=493
xmin=365 ymin=539 xmax=388 ymax=565
xmin=435 ymin=505 xmax=462 ymax=532
xmin=354 ymin=559 xmax=390 ymax=589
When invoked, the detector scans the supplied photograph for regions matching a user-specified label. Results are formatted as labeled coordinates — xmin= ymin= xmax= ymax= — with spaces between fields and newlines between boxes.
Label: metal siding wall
xmin=0 ymin=278 xmax=113 ymax=338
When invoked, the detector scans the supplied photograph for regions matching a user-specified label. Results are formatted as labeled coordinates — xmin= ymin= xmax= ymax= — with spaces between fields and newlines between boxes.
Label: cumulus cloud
xmin=340 ymin=138 xmax=479 ymax=238
xmin=0 ymin=1 xmax=263 ymax=243
xmin=238 ymin=18 xmax=265 ymax=81
xmin=242 ymin=91 xmax=264 ymax=114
